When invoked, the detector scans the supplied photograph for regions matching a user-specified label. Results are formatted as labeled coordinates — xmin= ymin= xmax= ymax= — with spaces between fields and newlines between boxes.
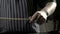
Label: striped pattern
xmin=0 ymin=0 xmax=33 ymax=32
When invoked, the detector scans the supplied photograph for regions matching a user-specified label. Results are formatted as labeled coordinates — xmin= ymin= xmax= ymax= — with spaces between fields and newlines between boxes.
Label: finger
xmin=29 ymin=13 xmax=41 ymax=23
xmin=37 ymin=16 xmax=45 ymax=25
xmin=40 ymin=16 xmax=45 ymax=22
xmin=29 ymin=16 xmax=32 ymax=20
xmin=29 ymin=13 xmax=38 ymax=23
xmin=36 ymin=13 xmax=41 ymax=20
